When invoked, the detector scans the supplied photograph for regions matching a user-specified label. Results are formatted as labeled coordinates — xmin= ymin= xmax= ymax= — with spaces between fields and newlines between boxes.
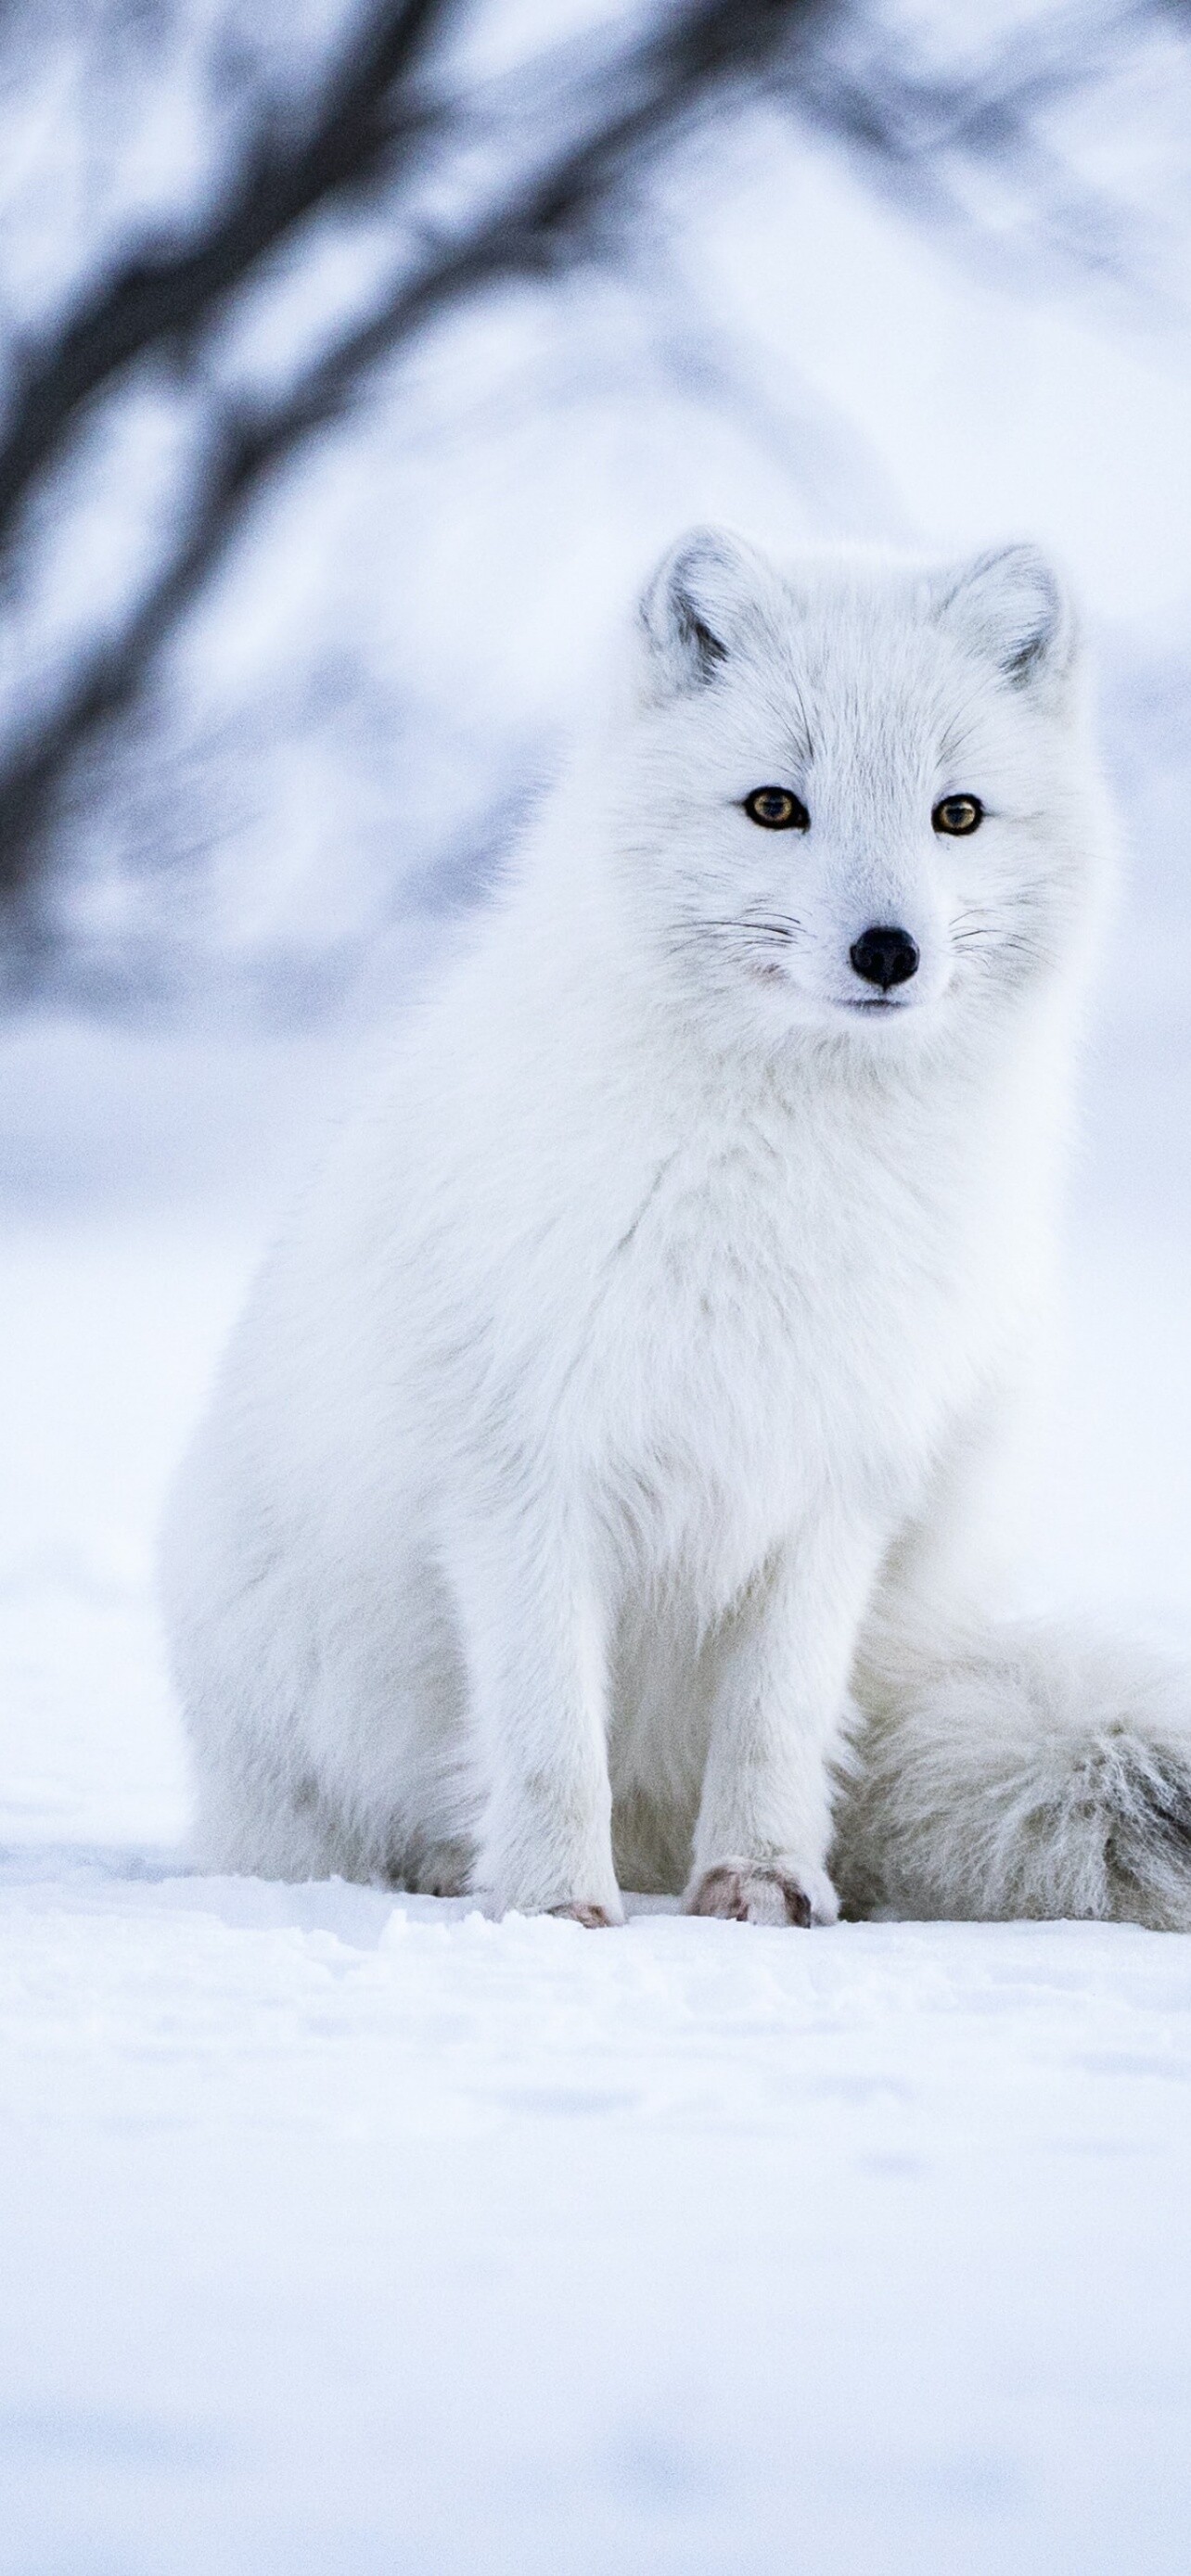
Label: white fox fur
xmin=161 ymin=528 xmax=1191 ymax=1928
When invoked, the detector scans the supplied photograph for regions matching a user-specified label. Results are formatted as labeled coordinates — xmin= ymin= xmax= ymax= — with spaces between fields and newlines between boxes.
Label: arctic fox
xmin=161 ymin=529 xmax=1191 ymax=1928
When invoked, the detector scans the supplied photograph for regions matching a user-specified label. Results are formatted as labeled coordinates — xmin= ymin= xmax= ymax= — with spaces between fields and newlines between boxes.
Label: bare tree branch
xmin=0 ymin=0 xmax=457 ymax=550
xmin=796 ymin=0 xmax=1176 ymax=288
xmin=0 ymin=0 xmax=838 ymax=912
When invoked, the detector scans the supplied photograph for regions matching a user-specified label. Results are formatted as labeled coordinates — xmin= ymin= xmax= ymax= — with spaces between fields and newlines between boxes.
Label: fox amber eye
xmin=933 ymin=794 xmax=983 ymax=836
xmin=743 ymin=786 xmax=810 ymax=831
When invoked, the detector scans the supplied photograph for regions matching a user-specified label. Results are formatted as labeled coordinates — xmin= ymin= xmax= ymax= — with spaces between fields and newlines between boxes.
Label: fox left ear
xmin=935 ymin=543 xmax=1078 ymax=695
xmin=637 ymin=526 xmax=779 ymax=693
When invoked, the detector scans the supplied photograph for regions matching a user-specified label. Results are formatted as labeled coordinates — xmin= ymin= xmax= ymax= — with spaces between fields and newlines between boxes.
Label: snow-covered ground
xmin=3 ymin=1010 xmax=1191 ymax=2574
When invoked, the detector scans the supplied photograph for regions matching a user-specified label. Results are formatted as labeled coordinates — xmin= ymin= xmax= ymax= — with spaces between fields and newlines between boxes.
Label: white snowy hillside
xmin=5 ymin=0 xmax=1191 ymax=2569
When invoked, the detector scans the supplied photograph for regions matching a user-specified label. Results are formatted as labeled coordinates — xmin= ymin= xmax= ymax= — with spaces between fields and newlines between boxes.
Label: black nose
xmin=849 ymin=925 xmax=919 ymax=991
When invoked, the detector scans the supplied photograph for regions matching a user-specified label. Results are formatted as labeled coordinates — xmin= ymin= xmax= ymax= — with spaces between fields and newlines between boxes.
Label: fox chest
xmin=569 ymin=1141 xmax=992 ymax=1582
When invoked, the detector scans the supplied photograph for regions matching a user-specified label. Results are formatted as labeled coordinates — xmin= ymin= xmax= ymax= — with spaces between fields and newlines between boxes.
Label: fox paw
xmin=685 ymin=1860 xmax=835 ymax=1927
xmin=547 ymin=1901 xmax=619 ymax=1929
xmin=409 ymin=1839 xmax=474 ymax=1898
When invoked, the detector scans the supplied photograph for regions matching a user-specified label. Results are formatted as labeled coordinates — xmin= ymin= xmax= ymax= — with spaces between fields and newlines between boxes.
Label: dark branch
xmin=796 ymin=0 xmax=1173 ymax=285
xmin=0 ymin=0 xmax=457 ymax=551
xmin=0 ymin=0 xmax=836 ymax=906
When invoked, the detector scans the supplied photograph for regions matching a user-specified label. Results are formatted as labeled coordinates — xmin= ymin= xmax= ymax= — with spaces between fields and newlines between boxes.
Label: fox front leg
xmin=685 ymin=1515 xmax=882 ymax=1927
xmin=449 ymin=1498 xmax=622 ymax=1924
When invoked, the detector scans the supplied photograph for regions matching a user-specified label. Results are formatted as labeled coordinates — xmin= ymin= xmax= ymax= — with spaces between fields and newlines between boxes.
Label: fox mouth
xmin=832 ymin=970 xmax=951 ymax=1015
xmin=837 ymin=991 xmax=916 ymax=1013
xmin=767 ymin=968 xmax=946 ymax=1022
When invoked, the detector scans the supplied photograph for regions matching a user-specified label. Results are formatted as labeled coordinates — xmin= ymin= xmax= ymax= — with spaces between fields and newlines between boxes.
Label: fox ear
xmin=935 ymin=542 xmax=1077 ymax=694
xmin=638 ymin=526 xmax=776 ymax=691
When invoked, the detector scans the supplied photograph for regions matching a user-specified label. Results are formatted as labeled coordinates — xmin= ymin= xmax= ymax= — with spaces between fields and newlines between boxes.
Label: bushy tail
xmin=833 ymin=1616 xmax=1191 ymax=1929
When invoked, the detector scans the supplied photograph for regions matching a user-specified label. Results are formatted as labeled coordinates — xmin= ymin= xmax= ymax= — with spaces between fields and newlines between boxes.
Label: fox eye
xmin=743 ymin=786 xmax=810 ymax=831
xmin=933 ymin=795 xmax=983 ymax=836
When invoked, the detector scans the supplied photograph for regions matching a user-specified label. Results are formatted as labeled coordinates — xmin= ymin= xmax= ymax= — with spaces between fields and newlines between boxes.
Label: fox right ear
xmin=638 ymin=527 xmax=775 ymax=692
xmin=934 ymin=542 xmax=1078 ymax=695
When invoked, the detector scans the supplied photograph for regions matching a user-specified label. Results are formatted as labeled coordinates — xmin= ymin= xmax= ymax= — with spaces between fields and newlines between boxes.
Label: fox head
xmin=604 ymin=526 xmax=1110 ymax=1052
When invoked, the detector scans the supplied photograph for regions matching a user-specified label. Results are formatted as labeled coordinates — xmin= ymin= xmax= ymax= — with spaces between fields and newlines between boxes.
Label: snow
xmin=7 ymin=1873 xmax=1191 ymax=2576
xmin=4 ymin=1014 xmax=1191 ymax=2573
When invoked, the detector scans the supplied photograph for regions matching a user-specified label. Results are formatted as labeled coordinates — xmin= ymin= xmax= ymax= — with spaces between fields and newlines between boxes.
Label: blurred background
xmin=2 ymin=0 xmax=1191 ymax=1026
xmin=4 ymin=0 xmax=1191 ymax=1766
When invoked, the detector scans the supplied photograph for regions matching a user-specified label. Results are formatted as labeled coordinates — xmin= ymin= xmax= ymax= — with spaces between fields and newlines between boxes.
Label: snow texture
xmin=3 ymin=1017 xmax=1191 ymax=2574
